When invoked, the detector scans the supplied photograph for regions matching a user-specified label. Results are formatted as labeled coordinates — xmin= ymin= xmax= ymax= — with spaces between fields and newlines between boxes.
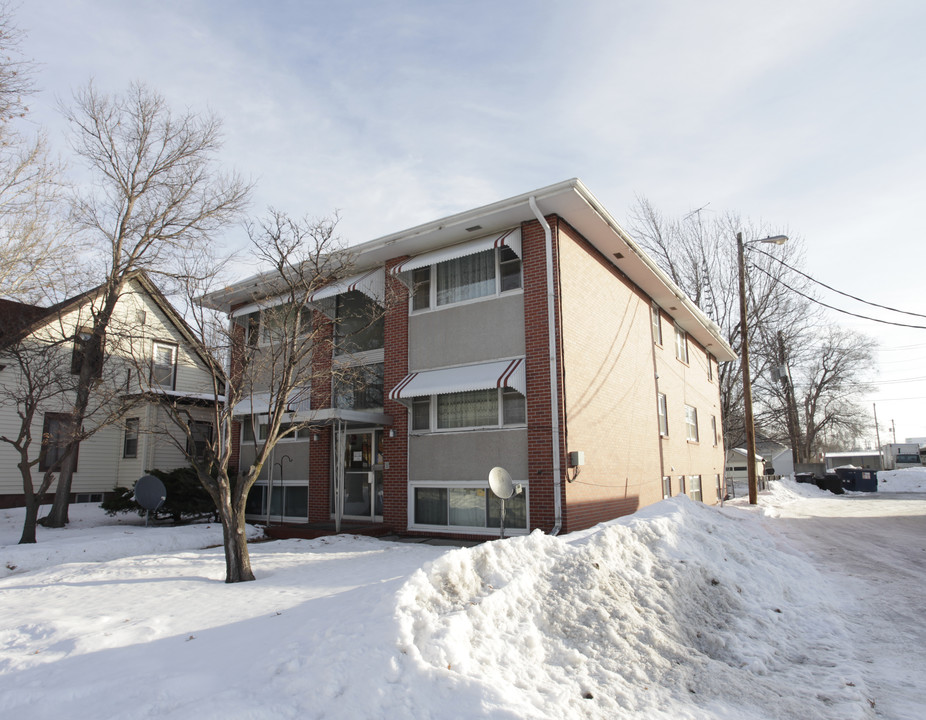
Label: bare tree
xmin=629 ymin=198 xmax=816 ymax=450
xmin=41 ymin=82 xmax=250 ymax=527
xmin=150 ymin=210 xmax=386 ymax=583
xmin=0 ymin=4 xmax=70 ymax=303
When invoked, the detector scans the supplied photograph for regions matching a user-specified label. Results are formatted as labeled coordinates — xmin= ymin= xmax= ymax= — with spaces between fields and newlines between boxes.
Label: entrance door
xmin=340 ymin=430 xmax=383 ymax=521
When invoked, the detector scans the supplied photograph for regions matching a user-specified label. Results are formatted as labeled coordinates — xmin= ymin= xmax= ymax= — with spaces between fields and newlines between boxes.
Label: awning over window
xmin=309 ymin=267 xmax=385 ymax=304
xmin=389 ymin=228 xmax=521 ymax=286
xmin=232 ymin=386 xmax=311 ymax=416
xmin=389 ymin=358 xmax=525 ymax=405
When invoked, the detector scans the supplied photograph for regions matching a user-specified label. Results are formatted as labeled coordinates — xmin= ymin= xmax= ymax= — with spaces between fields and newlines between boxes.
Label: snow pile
xmin=396 ymin=497 xmax=871 ymax=720
xmin=877 ymin=467 xmax=926 ymax=492
xmin=0 ymin=503 xmax=263 ymax=578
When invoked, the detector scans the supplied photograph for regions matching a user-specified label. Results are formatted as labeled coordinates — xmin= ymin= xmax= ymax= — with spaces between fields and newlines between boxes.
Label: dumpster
xmin=820 ymin=474 xmax=844 ymax=495
xmin=795 ymin=472 xmax=816 ymax=485
xmin=834 ymin=467 xmax=878 ymax=493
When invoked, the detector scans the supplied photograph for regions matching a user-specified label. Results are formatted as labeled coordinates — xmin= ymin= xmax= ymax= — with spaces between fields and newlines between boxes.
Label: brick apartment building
xmin=205 ymin=179 xmax=734 ymax=538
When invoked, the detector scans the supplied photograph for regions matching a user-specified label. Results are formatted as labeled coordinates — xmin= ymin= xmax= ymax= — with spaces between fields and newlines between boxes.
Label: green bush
xmin=101 ymin=466 xmax=218 ymax=524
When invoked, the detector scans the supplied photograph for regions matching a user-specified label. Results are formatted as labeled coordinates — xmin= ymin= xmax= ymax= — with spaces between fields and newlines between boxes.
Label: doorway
xmin=336 ymin=429 xmax=383 ymax=521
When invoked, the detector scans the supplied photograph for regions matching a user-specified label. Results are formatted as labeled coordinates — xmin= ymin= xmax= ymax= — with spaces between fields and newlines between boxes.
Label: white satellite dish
xmin=488 ymin=466 xmax=515 ymax=500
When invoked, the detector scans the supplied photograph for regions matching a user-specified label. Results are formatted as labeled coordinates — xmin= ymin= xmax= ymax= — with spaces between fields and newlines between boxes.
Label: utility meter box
xmin=568 ymin=451 xmax=585 ymax=467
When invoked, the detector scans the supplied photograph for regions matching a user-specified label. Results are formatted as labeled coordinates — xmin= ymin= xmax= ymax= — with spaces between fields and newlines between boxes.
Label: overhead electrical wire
xmin=749 ymin=263 xmax=926 ymax=330
xmin=751 ymin=246 xmax=926 ymax=320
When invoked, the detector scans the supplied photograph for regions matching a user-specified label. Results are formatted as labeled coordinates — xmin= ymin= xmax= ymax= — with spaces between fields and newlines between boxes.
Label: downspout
xmin=528 ymin=196 xmax=562 ymax=536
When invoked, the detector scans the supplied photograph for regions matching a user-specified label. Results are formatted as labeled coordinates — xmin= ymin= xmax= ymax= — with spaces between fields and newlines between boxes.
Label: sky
xmin=13 ymin=0 xmax=926 ymax=442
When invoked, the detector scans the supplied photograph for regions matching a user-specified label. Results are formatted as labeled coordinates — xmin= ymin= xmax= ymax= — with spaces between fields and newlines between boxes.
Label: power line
xmin=749 ymin=264 xmax=926 ymax=330
xmin=751 ymin=246 xmax=926 ymax=319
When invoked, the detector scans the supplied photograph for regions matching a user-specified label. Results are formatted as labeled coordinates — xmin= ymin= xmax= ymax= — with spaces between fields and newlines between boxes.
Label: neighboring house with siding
xmin=205 ymin=178 xmax=734 ymax=538
xmin=0 ymin=273 xmax=218 ymax=507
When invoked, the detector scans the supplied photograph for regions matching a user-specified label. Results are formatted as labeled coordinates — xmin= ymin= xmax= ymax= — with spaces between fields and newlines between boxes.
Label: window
xmin=187 ymin=421 xmax=213 ymax=460
xmin=151 ymin=342 xmax=177 ymax=389
xmin=241 ymin=419 xmax=313 ymax=443
xmin=412 ymin=247 xmax=522 ymax=311
xmin=123 ymin=418 xmax=139 ymax=458
xmin=71 ymin=326 xmax=102 ymax=377
xmin=412 ymin=388 xmax=526 ymax=432
xmin=657 ymin=393 xmax=668 ymax=436
xmin=651 ymin=304 xmax=662 ymax=345
xmin=675 ymin=325 xmax=688 ymax=363
xmin=677 ymin=476 xmax=686 ymax=495
xmin=245 ymin=483 xmax=309 ymax=521
xmin=711 ymin=415 xmax=718 ymax=446
xmin=685 ymin=405 xmax=699 ymax=442
xmin=662 ymin=476 xmax=672 ymax=499
xmin=233 ymin=311 xmax=261 ymax=348
xmin=412 ymin=484 xmax=527 ymax=531
xmin=707 ymin=355 xmax=714 ymax=381
xmin=40 ymin=413 xmax=76 ymax=472
xmin=715 ymin=474 xmax=723 ymax=501
xmin=689 ymin=475 xmax=703 ymax=502
xmin=335 ymin=291 xmax=384 ymax=355
xmin=334 ymin=363 xmax=384 ymax=410
xmin=260 ymin=303 xmax=311 ymax=345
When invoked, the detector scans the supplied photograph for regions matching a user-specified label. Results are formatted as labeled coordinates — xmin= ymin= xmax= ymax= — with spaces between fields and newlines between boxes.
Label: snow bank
xmin=0 ymin=503 xmax=263 ymax=578
xmin=877 ymin=467 xmax=926 ymax=492
xmin=396 ymin=497 xmax=871 ymax=720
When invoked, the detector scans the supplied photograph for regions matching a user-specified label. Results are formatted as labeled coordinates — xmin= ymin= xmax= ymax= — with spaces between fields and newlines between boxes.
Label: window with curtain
xmin=437 ymin=389 xmax=498 ymax=429
xmin=685 ymin=404 xmax=699 ymax=441
xmin=436 ymin=249 xmax=496 ymax=306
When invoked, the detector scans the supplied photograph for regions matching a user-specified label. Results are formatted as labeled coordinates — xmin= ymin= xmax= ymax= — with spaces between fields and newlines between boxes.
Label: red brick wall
xmin=308 ymin=426 xmax=331 ymax=522
xmin=381 ymin=258 xmax=410 ymax=532
xmin=521 ymin=217 xmax=568 ymax=534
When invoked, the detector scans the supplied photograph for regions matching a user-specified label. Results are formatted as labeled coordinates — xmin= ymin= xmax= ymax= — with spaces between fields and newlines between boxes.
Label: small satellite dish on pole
xmin=134 ymin=474 xmax=167 ymax=527
xmin=488 ymin=467 xmax=521 ymax=539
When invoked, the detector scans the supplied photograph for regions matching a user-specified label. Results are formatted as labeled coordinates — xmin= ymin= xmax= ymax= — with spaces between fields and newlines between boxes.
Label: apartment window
xmin=40 ymin=413 xmax=77 ymax=472
xmin=412 ymin=484 xmax=527 ymax=531
xmin=413 ymin=247 xmax=522 ymax=311
xmin=711 ymin=415 xmax=718 ymax=446
xmin=123 ymin=417 xmax=139 ymax=458
xmin=71 ymin=326 xmax=102 ymax=377
xmin=413 ymin=388 xmax=526 ymax=432
xmin=233 ymin=311 xmax=261 ymax=348
xmin=651 ymin=304 xmax=662 ymax=345
xmin=335 ymin=291 xmax=384 ymax=354
xmin=689 ymin=475 xmax=703 ymax=502
xmin=187 ymin=421 xmax=213 ymax=460
xmin=707 ymin=355 xmax=714 ymax=381
xmin=678 ymin=476 xmax=686 ymax=495
xmin=260 ymin=303 xmax=311 ymax=344
xmin=241 ymin=419 xmax=313 ymax=443
xmin=675 ymin=325 xmax=688 ymax=363
xmin=715 ymin=474 xmax=723 ymax=501
xmin=151 ymin=342 xmax=178 ymax=389
xmin=334 ymin=363 xmax=384 ymax=410
xmin=662 ymin=476 xmax=672 ymax=499
xmin=685 ymin=404 xmax=699 ymax=442
xmin=657 ymin=393 xmax=668 ymax=436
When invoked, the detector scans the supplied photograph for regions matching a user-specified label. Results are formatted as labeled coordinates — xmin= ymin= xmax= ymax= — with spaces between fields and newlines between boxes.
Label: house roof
xmin=204 ymin=179 xmax=736 ymax=361
xmin=0 ymin=298 xmax=51 ymax=343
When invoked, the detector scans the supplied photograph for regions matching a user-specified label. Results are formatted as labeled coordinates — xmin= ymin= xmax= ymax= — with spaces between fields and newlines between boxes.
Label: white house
xmin=0 ymin=273 xmax=218 ymax=507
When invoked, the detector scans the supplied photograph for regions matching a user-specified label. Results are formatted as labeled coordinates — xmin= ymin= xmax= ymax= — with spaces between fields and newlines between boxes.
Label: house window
xmin=123 ymin=417 xmax=139 ymax=458
xmin=675 ymin=325 xmax=688 ymax=363
xmin=657 ymin=393 xmax=668 ymax=436
xmin=40 ymin=413 xmax=76 ymax=472
xmin=413 ymin=247 xmax=522 ymax=311
xmin=412 ymin=483 xmax=527 ymax=531
xmin=677 ymin=476 xmax=686 ymax=495
xmin=71 ymin=326 xmax=102 ymax=377
xmin=711 ymin=415 xmax=718 ymax=446
xmin=335 ymin=291 xmax=384 ymax=355
xmin=187 ymin=421 xmax=213 ymax=460
xmin=689 ymin=475 xmax=703 ymax=502
xmin=707 ymin=355 xmax=714 ymax=381
xmin=334 ymin=363 xmax=384 ymax=410
xmin=662 ymin=476 xmax=672 ymax=499
xmin=151 ymin=342 xmax=177 ymax=390
xmin=685 ymin=405 xmax=699 ymax=442
xmin=412 ymin=388 xmax=526 ymax=432
xmin=651 ymin=304 xmax=662 ymax=345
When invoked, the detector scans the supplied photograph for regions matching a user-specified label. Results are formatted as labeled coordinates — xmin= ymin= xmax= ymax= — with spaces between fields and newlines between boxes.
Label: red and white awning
xmin=389 ymin=228 xmax=521 ymax=286
xmin=389 ymin=358 xmax=525 ymax=404
xmin=309 ymin=267 xmax=385 ymax=304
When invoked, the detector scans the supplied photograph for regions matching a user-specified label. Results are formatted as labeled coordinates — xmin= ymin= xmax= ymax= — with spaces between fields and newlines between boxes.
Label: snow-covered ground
xmin=0 ymin=476 xmax=923 ymax=719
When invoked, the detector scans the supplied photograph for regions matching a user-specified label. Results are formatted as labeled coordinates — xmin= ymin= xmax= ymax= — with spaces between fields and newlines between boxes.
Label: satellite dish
xmin=488 ymin=467 xmax=515 ymax=500
xmin=135 ymin=474 xmax=167 ymax=512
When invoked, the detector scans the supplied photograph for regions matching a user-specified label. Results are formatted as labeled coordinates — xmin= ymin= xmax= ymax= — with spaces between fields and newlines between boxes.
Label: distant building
xmin=824 ymin=450 xmax=881 ymax=471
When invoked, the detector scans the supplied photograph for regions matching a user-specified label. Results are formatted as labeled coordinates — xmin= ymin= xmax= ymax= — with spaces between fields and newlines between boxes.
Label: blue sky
xmin=17 ymin=0 xmax=926 ymax=441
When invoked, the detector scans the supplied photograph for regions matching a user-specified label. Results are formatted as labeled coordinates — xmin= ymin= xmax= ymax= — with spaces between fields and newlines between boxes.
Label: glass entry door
xmin=339 ymin=430 xmax=383 ymax=521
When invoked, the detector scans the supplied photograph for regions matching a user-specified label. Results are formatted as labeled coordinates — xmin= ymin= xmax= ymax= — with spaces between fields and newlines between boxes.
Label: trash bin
xmin=834 ymin=468 xmax=878 ymax=493
xmin=821 ymin=474 xmax=844 ymax=495
xmin=795 ymin=472 xmax=816 ymax=484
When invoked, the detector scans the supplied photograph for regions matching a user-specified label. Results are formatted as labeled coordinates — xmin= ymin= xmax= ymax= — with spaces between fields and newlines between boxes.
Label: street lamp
xmin=737 ymin=232 xmax=788 ymax=505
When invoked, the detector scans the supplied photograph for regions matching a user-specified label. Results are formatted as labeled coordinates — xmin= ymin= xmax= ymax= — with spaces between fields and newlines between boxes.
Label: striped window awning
xmin=389 ymin=228 xmax=521 ymax=287
xmin=232 ymin=386 xmax=311 ymax=417
xmin=389 ymin=358 xmax=525 ymax=405
xmin=309 ymin=267 xmax=385 ymax=304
